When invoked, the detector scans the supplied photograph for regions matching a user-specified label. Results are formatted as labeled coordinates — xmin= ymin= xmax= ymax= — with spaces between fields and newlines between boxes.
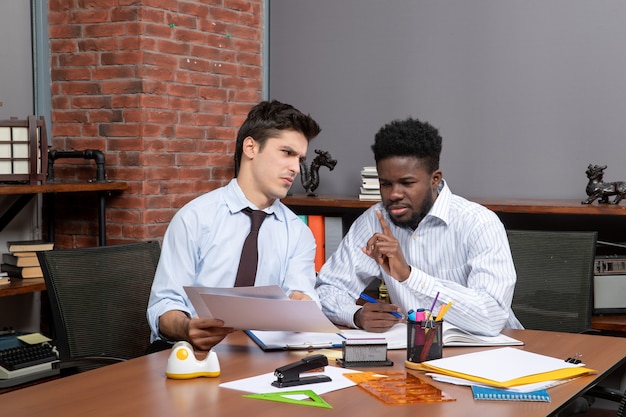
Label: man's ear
xmin=432 ymin=170 xmax=443 ymax=186
xmin=241 ymin=136 xmax=257 ymax=160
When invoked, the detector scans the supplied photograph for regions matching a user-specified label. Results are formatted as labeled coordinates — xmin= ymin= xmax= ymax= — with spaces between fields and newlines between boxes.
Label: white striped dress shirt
xmin=316 ymin=180 xmax=523 ymax=336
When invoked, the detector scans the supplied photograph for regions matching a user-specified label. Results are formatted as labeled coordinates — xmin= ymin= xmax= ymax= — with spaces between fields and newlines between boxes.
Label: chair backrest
xmin=38 ymin=241 xmax=161 ymax=362
xmin=507 ymin=230 xmax=597 ymax=333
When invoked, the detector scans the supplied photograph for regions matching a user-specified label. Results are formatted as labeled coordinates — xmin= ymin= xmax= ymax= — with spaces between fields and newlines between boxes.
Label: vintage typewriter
xmin=0 ymin=331 xmax=60 ymax=388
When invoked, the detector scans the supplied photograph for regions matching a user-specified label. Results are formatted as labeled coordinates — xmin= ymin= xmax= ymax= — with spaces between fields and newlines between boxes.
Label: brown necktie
xmin=234 ymin=208 xmax=268 ymax=287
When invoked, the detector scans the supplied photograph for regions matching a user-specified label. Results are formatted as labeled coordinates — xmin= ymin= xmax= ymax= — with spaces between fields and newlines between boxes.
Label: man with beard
xmin=315 ymin=117 xmax=523 ymax=336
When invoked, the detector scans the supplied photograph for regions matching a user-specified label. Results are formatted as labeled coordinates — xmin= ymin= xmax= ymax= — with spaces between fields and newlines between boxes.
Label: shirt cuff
xmin=401 ymin=265 xmax=437 ymax=296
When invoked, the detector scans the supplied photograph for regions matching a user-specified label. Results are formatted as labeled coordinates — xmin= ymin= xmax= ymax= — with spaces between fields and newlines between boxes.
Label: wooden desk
xmin=2 ymin=329 xmax=625 ymax=417
xmin=0 ymin=180 xmax=127 ymax=246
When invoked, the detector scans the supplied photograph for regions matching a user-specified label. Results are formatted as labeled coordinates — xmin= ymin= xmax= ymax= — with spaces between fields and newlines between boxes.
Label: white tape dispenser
xmin=165 ymin=341 xmax=220 ymax=379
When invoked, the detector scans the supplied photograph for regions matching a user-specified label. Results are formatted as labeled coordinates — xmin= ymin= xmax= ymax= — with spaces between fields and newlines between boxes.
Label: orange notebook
xmin=307 ymin=215 xmax=325 ymax=272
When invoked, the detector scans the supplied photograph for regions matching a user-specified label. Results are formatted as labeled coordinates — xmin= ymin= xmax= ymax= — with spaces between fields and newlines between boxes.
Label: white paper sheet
xmin=423 ymin=347 xmax=585 ymax=383
xmin=184 ymin=285 xmax=340 ymax=333
xmin=219 ymin=365 xmax=360 ymax=395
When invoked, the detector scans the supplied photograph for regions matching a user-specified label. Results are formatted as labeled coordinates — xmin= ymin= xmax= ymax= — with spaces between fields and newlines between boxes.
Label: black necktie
xmin=234 ymin=208 xmax=268 ymax=287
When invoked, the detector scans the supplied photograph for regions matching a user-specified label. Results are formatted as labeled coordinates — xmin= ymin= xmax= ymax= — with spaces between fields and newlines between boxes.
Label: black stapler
xmin=271 ymin=354 xmax=332 ymax=388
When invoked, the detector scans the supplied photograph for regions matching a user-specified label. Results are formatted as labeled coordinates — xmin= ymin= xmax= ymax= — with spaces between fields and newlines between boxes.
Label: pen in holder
xmin=405 ymin=319 xmax=443 ymax=369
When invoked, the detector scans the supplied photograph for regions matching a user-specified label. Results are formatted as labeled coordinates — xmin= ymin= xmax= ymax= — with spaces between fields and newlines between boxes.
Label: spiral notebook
xmin=471 ymin=385 xmax=551 ymax=402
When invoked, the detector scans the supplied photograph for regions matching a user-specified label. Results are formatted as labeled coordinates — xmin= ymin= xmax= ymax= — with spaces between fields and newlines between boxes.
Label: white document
xmin=246 ymin=330 xmax=345 ymax=351
xmin=219 ymin=365 xmax=360 ymax=395
xmin=184 ymin=285 xmax=340 ymax=333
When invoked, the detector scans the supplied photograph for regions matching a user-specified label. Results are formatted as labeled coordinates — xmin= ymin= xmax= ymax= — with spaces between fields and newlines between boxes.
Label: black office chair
xmin=618 ymin=390 xmax=626 ymax=417
xmin=37 ymin=241 xmax=161 ymax=373
xmin=507 ymin=229 xmax=597 ymax=334
xmin=507 ymin=229 xmax=625 ymax=412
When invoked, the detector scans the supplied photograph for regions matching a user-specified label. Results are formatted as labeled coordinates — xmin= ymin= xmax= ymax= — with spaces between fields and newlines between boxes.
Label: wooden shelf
xmin=0 ymin=180 xmax=128 ymax=246
xmin=0 ymin=278 xmax=46 ymax=297
xmin=283 ymin=194 xmax=376 ymax=209
xmin=283 ymin=195 xmax=626 ymax=216
xmin=470 ymin=198 xmax=626 ymax=216
xmin=0 ymin=180 xmax=128 ymax=195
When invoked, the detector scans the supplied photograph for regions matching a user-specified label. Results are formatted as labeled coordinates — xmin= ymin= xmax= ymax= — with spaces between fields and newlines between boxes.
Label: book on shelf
xmin=358 ymin=193 xmax=382 ymax=201
xmin=307 ymin=215 xmax=325 ymax=272
xmin=359 ymin=165 xmax=381 ymax=201
xmin=361 ymin=179 xmax=380 ymax=189
xmin=1 ymin=253 xmax=40 ymax=268
xmin=6 ymin=240 xmax=54 ymax=253
xmin=7 ymin=251 xmax=38 ymax=257
xmin=324 ymin=216 xmax=343 ymax=261
xmin=359 ymin=187 xmax=380 ymax=195
xmin=0 ymin=264 xmax=44 ymax=279
xmin=360 ymin=185 xmax=381 ymax=201
xmin=295 ymin=215 xmax=343 ymax=263
xmin=360 ymin=166 xmax=378 ymax=177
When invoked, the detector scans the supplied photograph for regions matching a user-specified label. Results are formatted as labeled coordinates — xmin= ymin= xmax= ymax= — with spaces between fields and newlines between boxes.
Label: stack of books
xmin=1 ymin=240 xmax=54 ymax=279
xmin=359 ymin=166 xmax=381 ymax=201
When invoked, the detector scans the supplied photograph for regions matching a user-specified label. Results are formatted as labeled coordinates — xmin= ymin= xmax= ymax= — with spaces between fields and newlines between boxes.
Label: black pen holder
xmin=406 ymin=319 xmax=443 ymax=367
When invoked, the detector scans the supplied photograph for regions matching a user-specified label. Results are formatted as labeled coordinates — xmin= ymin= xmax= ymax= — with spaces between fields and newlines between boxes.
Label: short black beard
xmin=386 ymin=192 xmax=434 ymax=230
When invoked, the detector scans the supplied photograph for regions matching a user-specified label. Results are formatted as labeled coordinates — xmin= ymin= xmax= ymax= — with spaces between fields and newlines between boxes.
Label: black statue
xmin=300 ymin=149 xmax=337 ymax=196
xmin=582 ymin=164 xmax=626 ymax=205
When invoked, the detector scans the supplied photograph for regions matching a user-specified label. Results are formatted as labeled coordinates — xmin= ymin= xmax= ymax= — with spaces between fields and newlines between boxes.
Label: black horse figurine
xmin=300 ymin=149 xmax=337 ymax=196
xmin=582 ymin=164 xmax=626 ymax=205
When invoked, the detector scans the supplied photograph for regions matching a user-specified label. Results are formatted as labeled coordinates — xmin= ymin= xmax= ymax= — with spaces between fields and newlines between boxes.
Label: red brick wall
xmin=47 ymin=0 xmax=263 ymax=248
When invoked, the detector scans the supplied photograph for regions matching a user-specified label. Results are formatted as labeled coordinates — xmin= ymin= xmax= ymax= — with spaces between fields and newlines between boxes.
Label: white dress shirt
xmin=316 ymin=180 xmax=523 ymax=336
xmin=147 ymin=179 xmax=319 ymax=342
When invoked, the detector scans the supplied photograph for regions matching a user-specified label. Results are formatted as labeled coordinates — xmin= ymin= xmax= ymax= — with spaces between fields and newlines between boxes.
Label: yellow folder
xmin=416 ymin=347 xmax=595 ymax=389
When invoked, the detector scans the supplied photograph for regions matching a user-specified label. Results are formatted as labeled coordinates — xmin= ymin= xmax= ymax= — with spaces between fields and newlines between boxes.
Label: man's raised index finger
xmin=375 ymin=210 xmax=393 ymax=236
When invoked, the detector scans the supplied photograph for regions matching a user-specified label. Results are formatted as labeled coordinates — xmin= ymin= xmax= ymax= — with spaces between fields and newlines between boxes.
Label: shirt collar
xmin=425 ymin=179 xmax=451 ymax=226
xmin=224 ymin=178 xmax=281 ymax=219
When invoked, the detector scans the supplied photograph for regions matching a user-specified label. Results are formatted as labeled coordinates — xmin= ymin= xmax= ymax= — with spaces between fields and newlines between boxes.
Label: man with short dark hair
xmin=148 ymin=100 xmax=322 ymax=352
xmin=316 ymin=117 xmax=523 ymax=336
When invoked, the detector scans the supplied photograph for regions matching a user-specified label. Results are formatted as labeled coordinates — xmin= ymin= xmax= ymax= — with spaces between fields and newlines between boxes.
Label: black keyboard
xmin=0 ymin=343 xmax=59 ymax=388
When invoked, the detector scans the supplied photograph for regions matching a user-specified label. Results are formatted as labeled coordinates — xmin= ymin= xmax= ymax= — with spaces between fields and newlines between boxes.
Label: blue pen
xmin=359 ymin=293 xmax=402 ymax=318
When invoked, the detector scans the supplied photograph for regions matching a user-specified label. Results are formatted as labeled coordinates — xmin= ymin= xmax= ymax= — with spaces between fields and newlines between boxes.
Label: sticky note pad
xmin=18 ymin=333 xmax=52 ymax=345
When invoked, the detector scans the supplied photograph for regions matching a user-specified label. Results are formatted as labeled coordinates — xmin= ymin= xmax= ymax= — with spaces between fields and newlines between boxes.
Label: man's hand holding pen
xmin=362 ymin=210 xmax=411 ymax=282
xmin=354 ymin=298 xmax=402 ymax=332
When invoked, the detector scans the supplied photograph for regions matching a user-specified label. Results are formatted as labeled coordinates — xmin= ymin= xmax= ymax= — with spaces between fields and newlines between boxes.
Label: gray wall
xmin=269 ymin=1 xmax=626 ymax=199
xmin=0 ymin=0 xmax=41 ymax=333
xmin=0 ymin=0 xmax=34 ymax=118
